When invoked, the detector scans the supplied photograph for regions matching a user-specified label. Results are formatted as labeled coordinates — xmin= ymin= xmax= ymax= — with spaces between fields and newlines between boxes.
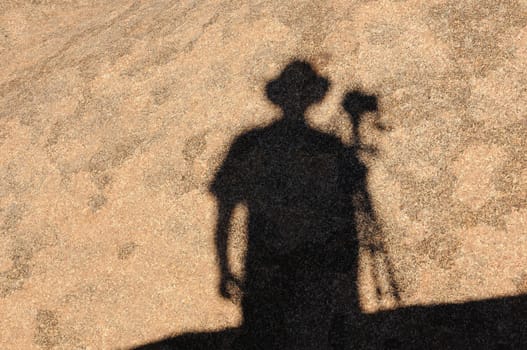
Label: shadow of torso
xmin=210 ymin=119 xmax=363 ymax=349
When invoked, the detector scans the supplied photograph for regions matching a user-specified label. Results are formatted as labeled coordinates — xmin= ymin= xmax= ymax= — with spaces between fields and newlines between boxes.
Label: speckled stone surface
xmin=1 ymin=1 xmax=526 ymax=349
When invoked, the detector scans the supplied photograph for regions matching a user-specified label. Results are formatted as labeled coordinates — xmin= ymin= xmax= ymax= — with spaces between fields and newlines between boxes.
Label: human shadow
xmin=129 ymin=61 xmax=527 ymax=350
xmin=207 ymin=61 xmax=382 ymax=349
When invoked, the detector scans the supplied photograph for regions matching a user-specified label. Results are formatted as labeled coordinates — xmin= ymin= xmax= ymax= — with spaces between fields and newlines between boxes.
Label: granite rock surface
xmin=1 ymin=0 xmax=526 ymax=349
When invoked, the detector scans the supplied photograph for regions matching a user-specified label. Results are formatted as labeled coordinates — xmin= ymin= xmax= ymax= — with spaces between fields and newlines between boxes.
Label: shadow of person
xmin=210 ymin=60 xmax=377 ymax=349
xmin=128 ymin=61 xmax=527 ymax=350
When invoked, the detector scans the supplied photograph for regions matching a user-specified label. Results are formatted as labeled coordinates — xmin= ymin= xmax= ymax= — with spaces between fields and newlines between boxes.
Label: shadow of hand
xmin=219 ymin=272 xmax=242 ymax=304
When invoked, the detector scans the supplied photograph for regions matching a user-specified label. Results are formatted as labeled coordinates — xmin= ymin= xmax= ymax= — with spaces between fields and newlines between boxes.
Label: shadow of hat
xmin=265 ymin=60 xmax=330 ymax=111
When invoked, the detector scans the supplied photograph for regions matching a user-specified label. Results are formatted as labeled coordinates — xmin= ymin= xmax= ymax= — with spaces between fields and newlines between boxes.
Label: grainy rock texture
xmin=0 ymin=0 xmax=526 ymax=349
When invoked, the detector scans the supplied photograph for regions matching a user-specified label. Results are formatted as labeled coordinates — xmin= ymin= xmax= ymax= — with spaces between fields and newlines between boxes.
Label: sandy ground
xmin=1 ymin=1 xmax=526 ymax=349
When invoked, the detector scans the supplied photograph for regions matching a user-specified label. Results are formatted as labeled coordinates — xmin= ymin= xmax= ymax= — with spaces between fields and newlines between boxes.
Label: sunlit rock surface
xmin=1 ymin=1 xmax=526 ymax=349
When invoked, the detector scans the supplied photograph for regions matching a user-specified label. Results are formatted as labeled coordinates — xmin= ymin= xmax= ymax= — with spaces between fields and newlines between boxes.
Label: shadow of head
xmin=265 ymin=60 xmax=330 ymax=115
